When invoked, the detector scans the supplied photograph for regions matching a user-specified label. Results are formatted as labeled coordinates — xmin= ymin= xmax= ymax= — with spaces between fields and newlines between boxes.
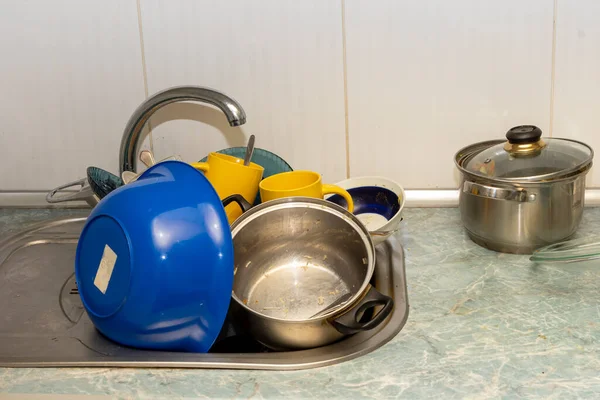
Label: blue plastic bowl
xmin=75 ymin=160 xmax=234 ymax=353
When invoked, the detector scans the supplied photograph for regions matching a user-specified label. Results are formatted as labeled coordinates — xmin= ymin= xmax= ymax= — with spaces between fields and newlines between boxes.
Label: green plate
xmin=87 ymin=166 xmax=124 ymax=200
xmin=199 ymin=147 xmax=293 ymax=205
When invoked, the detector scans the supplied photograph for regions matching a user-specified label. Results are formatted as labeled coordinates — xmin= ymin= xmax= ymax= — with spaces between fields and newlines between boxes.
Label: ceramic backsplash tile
xmin=553 ymin=0 xmax=600 ymax=186
xmin=139 ymin=0 xmax=347 ymax=183
xmin=344 ymin=0 xmax=554 ymax=189
xmin=0 ymin=0 xmax=146 ymax=190
xmin=3 ymin=0 xmax=600 ymax=198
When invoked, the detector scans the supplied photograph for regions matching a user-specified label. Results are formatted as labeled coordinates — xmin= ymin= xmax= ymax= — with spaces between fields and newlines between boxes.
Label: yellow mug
xmin=191 ymin=153 xmax=264 ymax=223
xmin=259 ymin=170 xmax=354 ymax=212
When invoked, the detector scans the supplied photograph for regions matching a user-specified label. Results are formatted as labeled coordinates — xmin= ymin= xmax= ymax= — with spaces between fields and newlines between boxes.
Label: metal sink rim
xmin=0 ymin=217 xmax=409 ymax=370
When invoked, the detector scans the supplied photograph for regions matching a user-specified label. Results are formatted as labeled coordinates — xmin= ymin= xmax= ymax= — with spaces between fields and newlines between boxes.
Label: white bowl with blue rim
xmin=326 ymin=176 xmax=405 ymax=245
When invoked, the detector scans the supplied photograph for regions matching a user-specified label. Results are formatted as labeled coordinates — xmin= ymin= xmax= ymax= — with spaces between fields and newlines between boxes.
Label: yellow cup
xmin=191 ymin=153 xmax=264 ymax=223
xmin=259 ymin=170 xmax=354 ymax=212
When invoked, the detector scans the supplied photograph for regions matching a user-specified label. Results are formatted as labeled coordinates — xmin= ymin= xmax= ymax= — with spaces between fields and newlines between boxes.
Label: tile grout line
xmin=136 ymin=0 xmax=153 ymax=153
xmin=548 ymin=0 xmax=558 ymax=137
xmin=341 ymin=0 xmax=351 ymax=179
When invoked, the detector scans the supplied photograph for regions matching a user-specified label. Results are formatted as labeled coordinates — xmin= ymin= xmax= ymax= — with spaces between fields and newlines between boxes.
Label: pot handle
xmin=462 ymin=181 xmax=536 ymax=203
xmin=222 ymin=194 xmax=252 ymax=214
xmin=330 ymin=285 xmax=394 ymax=335
xmin=46 ymin=178 xmax=94 ymax=204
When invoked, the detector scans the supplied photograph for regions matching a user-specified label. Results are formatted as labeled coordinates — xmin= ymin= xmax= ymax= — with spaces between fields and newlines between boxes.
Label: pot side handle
xmin=330 ymin=285 xmax=394 ymax=335
xmin=46 ymin=178 xmax=95 ymax=204
xmin=463 ymin=181 xmax=536 ymax=203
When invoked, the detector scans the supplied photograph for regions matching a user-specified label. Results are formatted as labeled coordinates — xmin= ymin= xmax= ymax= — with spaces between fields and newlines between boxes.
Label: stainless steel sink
xmin=0 ymin=217 xmax=408 ymax=370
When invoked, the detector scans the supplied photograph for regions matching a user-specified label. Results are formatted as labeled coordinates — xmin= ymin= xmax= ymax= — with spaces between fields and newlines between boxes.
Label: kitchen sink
xmin=0 ymin=217 xmax=408 ymax=370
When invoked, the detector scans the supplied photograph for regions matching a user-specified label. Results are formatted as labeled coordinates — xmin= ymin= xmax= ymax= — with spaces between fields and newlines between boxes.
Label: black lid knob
xmin=506 ymin=125 xmax=542 ymax=144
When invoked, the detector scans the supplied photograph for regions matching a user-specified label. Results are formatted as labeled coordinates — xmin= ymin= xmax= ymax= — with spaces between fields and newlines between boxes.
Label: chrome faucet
xmin=119 ymin=85 xmax=247 ymax=174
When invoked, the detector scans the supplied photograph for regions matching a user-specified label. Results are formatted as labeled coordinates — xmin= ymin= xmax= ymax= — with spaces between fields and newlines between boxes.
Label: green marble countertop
xmin=1 ymin=207 xmax=600 ymax=399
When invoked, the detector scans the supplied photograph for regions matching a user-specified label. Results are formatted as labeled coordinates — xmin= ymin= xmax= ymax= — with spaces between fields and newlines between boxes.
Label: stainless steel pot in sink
xmin=454 ymin=125 xmax=594 ymax=254
xmin=230 ymin=197 xmax=394 ymax=350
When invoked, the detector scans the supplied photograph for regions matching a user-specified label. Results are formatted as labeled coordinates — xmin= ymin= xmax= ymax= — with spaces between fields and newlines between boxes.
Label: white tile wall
xmin=2 ymin=0 xmax=600 ymax=199
xmin=0 ymin=0 xmax=146 ymax=190
xmin=553 ymin=0 xmax=600 ymax=186
xmin=139 ymin=0 xmax=347 ymax=183
xmin=344 ymin=0 xmax=555 ymax=189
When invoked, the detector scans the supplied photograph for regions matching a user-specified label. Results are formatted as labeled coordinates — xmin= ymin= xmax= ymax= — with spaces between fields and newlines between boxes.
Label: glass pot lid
xmin=464 ymin=125 xmax=593 ymax=181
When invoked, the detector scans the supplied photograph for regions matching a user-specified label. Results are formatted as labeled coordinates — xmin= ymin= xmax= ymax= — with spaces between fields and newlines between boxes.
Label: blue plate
xmin=200 ymin=147 xmax=293 ymax=205
xmin=75 ymin=161 xmax=233 ymax=353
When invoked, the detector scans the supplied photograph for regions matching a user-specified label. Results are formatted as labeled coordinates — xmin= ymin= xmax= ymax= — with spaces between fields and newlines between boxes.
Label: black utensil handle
xmin=331 ymin=285 xmax=394 ymax=335
xmin=222 ymin=194 xmax=252 ymax=213
xmin=506 ymin=125 xmax=542 ymax=144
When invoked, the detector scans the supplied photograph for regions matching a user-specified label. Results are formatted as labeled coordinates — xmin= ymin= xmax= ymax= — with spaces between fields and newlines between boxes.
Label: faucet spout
xmin=119 ymin=85 xmax=247 ymax=174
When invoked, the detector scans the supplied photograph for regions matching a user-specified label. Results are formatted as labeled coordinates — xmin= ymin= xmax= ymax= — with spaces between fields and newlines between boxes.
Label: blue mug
xmin=75 ymin=160 xmax=250 ymax=352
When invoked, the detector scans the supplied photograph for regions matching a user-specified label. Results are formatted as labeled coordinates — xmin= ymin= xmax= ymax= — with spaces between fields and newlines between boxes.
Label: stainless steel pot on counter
xmin=454 ymin=125 xmax=594 ymax=254
xmin=229 ymin=197 xmax=394 ymax=350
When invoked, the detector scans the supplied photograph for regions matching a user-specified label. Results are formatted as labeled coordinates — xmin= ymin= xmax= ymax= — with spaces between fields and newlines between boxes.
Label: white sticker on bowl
xmin=94 ymin=244 xmax=118 ymax=294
